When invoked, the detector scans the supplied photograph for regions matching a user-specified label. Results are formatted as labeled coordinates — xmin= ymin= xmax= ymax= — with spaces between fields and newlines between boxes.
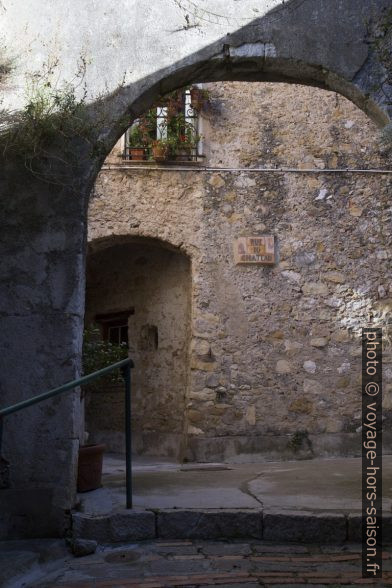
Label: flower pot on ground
xmin=77 ymin=443 xmax=106 ymax=492
xmin=80 ymin=326 xmax=128 ymax=491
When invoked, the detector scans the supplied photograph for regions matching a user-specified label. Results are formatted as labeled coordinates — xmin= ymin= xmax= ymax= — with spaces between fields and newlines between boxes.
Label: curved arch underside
xmin=100 ymin=0 xmax=392 ymax=156
xmin=88 ymin=234 xmax=191 ymax=259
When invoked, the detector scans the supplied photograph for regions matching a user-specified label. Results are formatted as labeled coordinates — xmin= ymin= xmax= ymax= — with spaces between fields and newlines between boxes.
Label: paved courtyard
xmin=79 ymin=454 xmax=392 ymax=513
xmin=2 ymin=538 xmax=391 ymax=587
xmin=2 ymin=455 xmax=392 ymax=586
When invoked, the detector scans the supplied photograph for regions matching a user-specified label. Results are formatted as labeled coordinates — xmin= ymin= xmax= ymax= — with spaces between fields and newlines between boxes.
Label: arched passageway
xmin=0 ymin=0 xmax=391 ymax=538
xmin=85 ymin=238 xmax=191 ymax=460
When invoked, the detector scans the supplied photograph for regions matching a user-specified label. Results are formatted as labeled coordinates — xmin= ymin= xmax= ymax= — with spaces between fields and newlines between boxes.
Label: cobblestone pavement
xmin=28 ymin=540 xmax=392 ymax=587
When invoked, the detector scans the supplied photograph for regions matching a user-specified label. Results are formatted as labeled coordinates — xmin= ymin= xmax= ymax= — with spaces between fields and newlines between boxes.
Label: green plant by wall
xmin=82 ymin=325 xmax=128 ymax=392
xmin=127 ymin=124 xmax=146 ymax=148
xmin=288 ymin=430 xmax=313 ymax=454
xmin=0 ymin=55 xmax=126 ymax=188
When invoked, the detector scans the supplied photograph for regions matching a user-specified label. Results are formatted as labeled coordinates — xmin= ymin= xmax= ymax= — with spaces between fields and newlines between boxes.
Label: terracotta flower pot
xmin=175 ymin=147 xmax=192 ymax=162
xmin=129 ymin=147 xmax=145 ymax=161
xmin=77 ymin=444 xmax=106 ymax=492
xmin=152 ymin=144 xmax=169 ymax=162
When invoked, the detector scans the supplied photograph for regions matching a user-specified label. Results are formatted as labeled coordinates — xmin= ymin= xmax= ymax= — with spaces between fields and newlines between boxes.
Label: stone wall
xmin=0 ymin=160 xmax=86 ymax=538
xmin=88 ymin=82 xmax=392 ymax=462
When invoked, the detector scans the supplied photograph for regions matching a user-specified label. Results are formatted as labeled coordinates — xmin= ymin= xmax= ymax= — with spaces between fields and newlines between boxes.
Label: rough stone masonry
xmin=87 ymin=81 xmax=392 ymax=462
xmin=0 ymin=0 xmax=391 ymax=537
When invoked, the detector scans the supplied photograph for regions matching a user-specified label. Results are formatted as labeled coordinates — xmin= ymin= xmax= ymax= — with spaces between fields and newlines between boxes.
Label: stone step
xmin=72 ymin=509 xmax=392 ymax=544
xmin=0 ymin=550 xmax=40 ymax=587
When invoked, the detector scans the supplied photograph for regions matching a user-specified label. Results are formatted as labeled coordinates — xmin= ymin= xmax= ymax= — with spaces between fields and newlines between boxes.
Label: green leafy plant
xmin=366 ymin=9 xmax=392 ymax=153
xmin=151 ymin=137 xmax=173 ymax=149
xmin=0 ymin=43 xmax=14 ymax=84
xmin=82 ymin=325 xmax=128 ymax=392
xmin=127 ymin=86 xmax=202 ymax=161
xmin=288 ymin=430 xmax=312 ymax=454
xmin=127 ymin=124 xmax=147 ymax=148
xmin=190 ymin=87 xmax=210 ymax=111
xmin=373 ymin=8 xmax=392 ymax=89
xmin=0 ymin=54 xmax=127 ymax=187
xmin=166 ymin=113 xmax=200 ymax=153
xmin=1 ymin=60 xmax=89 ymax=173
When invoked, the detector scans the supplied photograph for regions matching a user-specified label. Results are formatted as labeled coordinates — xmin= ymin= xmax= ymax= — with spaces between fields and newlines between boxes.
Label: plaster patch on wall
xmin=228 ymin=42 xmax=277 ymax=59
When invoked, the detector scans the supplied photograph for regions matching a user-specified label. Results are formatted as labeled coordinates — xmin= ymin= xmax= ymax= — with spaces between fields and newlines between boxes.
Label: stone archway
xmin=0 ymin=0 xmax=391 ymax=537
xmin=98 ymin=0 xmax=392 ymax=157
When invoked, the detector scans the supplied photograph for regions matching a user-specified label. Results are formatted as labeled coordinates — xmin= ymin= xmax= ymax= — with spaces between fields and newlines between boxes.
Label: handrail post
xmin=122 ymin=363 xmax=133 ymax=509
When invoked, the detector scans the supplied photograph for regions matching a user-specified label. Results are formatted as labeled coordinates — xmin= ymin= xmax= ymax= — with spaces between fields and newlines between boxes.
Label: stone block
xmin=0 ymin=551 xmax=40 ymax=587
xmin=275 ymin=360 xmax=292 ymax=374
xmin=303 ymin=282 xmax=328 ymax=296
xmin=205 ymin=373 xmax=220 ymax=388
xmin=303 ymin=360 xmax=317 ymax=374
xmin=109 ymin=510 xmax=156 ymax=541
xmin=157 ymin=509 xmax=262 ymax=540
xmin=71 ymin=538 xmax=98 ymax=557
xmin=263 ymin=511 xmax=346 ymax=543
xmin=0 ymin=488 xmax=66 ymax=539
xmin=310 ymin=337 xmax=328 ymax=348
xmin=72 ymin=510 xmax=155 ymax=542
xmin=72 ymin=513 xmax=110 ymax=542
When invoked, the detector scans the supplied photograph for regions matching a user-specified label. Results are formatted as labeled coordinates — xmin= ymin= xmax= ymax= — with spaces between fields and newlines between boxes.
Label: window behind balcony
xmin=124 ymin=87 xmax=203 ymax=163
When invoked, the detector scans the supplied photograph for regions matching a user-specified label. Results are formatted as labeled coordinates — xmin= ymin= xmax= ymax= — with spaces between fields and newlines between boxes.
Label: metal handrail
xmin=0 ymin=357 xmax=135 ymax=508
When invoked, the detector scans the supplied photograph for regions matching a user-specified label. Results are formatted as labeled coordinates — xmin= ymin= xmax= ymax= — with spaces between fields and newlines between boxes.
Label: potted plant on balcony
xmin=78 ymin=326 xmax=128 ymax=492
xmin=165 ymin=113 xmax=198 ymax=162
xmin=190 ymin=86 xmax=210 ymax=111
xmin=173 ymin=135 xmax=194 ymax=161
xmin=166 ymin=89 xmax=184 ymax=117
xmin=127 ymin=124 xmax=147 ymax=161
xmin=151 ymin=138 xmax=171 ymax=162
xmin=173 ymin=123 xmax=200 ymax=162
